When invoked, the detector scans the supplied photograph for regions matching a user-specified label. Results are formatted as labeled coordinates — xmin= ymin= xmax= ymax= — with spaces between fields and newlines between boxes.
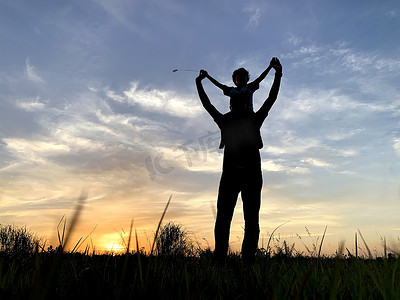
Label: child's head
xmin=232 ymin=68 xmax=250 ymax=87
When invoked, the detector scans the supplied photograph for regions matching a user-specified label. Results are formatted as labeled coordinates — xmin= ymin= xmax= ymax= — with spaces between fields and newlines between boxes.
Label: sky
xmin=1 ymin=0 xmax=400 ymax=256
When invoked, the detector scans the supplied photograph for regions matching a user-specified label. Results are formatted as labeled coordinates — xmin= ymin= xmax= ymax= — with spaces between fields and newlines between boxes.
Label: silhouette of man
xmin=195 ymin=57 xmax=282 ymax=263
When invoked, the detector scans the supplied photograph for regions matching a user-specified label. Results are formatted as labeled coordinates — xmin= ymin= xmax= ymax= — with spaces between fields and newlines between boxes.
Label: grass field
xmin=0 ymin=245 xmax=399 ymax=299
xmin=1 ymin=221 xmax=399 ymax=300
xmin=1 ymin=196 xmax=399 ymax=299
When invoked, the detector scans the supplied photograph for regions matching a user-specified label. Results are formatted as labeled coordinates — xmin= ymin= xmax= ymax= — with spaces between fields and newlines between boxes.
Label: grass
xmin=1 ymin=246 xmax=399 ymax=299
xmin=0 ymin=195 xmax=399 ymax=299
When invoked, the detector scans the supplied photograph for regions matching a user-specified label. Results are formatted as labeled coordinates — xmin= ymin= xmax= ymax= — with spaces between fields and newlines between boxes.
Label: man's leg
xmin=214 ymin=170 xmax=240 ymax=261
xmin=241 ymin=167 xmax=263 ymax=262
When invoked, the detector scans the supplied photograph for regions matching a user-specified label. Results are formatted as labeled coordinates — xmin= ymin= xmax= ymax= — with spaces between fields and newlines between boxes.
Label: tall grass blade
xmin=357 ymin=229 xmax=372 ymax=259
xmin=150 ymin=195 xmax=172 ymax=255
xmin=318 ymin=225 xmax=328 ymax=258
xmin=61 ymin=190 xmax=87 ymax=251
xmin=135 ymin=227 xmax=144 ymax=289
xmin=355 ymin=232 xmax=358 ymax=258
xmin=126 ymin=220 xmax=133 ymax=254
xmin=266 ymin=220 xmax=290 ymax=255
xmin=384 ymin=236 xmax=387 ymax=259
xmin=39 ymin=190 xmax=87 ymax=300
xmin=70 ymin=236 xmax=83 ymax=253
xmin=57 ymin=215 xmax=66 ymax=247
xmin=114 ymin=220 xmax=134 ymax=300
xmin=70 ymin=225 xmax=97 ymax=253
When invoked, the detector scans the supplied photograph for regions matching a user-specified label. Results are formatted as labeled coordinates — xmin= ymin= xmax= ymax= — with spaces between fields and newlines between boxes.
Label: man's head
xmin=232 ymin=68 xmax=249 ymax=87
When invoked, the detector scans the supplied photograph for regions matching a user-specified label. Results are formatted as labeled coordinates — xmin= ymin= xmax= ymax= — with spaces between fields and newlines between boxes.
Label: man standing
xmin=196 ymin=57 xmax=282 ymax=263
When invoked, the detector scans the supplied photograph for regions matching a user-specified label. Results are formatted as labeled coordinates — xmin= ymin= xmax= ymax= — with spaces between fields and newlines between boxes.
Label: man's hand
xmin=270 ymin=57 xmax=282 ymax=73
xmin=197 ymin=69 xmax=208 ymax=81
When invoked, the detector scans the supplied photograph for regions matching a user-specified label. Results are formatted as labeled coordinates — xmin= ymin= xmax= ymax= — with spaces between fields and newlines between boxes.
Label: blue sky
xmin=1 ymin=0 xmax=400 ymax=255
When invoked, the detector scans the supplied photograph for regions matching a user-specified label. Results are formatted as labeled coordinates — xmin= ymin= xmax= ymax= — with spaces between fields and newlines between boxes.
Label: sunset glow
xmin=1 ymin=0 xmax=400 ymax=256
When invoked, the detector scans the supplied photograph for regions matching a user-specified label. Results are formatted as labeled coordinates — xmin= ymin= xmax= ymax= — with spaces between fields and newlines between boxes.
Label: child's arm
xmin=251 ymin=57 xmax=280 ymax=85
xmin=201 ymin=70 xmax=226 ymax=91
xmin=251 ymin=63 xmax=273 ymax=85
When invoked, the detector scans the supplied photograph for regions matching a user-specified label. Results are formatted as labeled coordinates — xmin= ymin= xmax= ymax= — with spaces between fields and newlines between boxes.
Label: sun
xmin=104 ymin=242 xmax=126 ymax=254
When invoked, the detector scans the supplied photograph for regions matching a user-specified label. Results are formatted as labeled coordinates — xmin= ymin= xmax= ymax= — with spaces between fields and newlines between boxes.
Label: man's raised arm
xmin=196 ymin=71 xmax=222 ymax=120
xmin=257 ymin=58 xmax=282 ymax=122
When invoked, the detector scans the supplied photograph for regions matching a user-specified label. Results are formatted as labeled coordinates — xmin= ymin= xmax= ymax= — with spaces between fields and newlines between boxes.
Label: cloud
xmin=15 ymin=97 xmax=46 ymax=111
xmin=324 ymin=128 xmax=365 ymax=141
xmin=393 ymin=138 xmax=400 ymax=158
xmin=107 ymin=82 xmax=202 ymax=118
xmin=4 ymin=138 xmax=69 ymax=155
xmin=386 ymin=9 xmax=400 ymax=18
xmin=262 ymin=159 xmax=310 ymax=174
xmin=1 ymin=81 xmax=212 ymax=202
xmin=287 ymin=33 xmax=303 ymax=46
xmin=284 ymin=41 xmax=400 ymax=78
xmin=2 ymin=138 xmax=69 ymax=166
xmin=263 ymin=129 xmax=323 ymax=155
xmin=243 ymin=5 xmax=262 ymax=28
xmin=25 ymin=58 xmax=45 ymax=83
xmin=90 ymin=0 xmax=186 ymax=42
xmin=301 ymin=157 xmax=335 ymax=168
